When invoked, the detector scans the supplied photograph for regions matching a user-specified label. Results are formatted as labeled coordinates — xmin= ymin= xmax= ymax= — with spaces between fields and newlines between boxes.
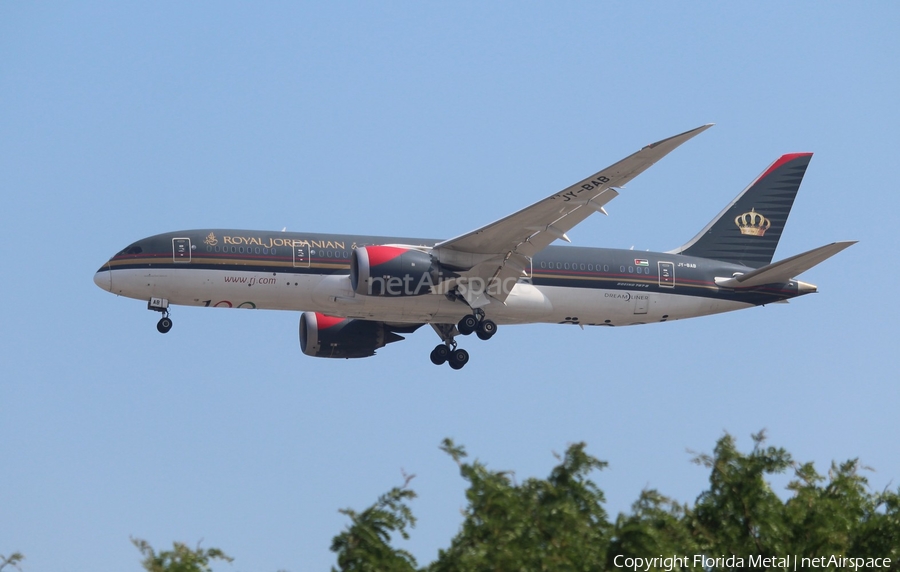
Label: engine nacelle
xmin=350 ymin=245 xmax=437 ymax=296
xmin=298 ymin=312 xmax=403 ymax=359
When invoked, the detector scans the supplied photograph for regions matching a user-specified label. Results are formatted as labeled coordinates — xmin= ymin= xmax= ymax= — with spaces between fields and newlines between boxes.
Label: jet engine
xmin=350 ymin=245 xmax=438 ymax=296
xmin=299 ymin=312 xmax=404 ymax=358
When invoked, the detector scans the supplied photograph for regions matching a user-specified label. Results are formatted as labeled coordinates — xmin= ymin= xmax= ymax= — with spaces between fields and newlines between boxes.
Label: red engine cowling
xmin=350 ymin=245 xmax=437 ymax=296
xmin=298 ymin=312 xmax=404 ymax=359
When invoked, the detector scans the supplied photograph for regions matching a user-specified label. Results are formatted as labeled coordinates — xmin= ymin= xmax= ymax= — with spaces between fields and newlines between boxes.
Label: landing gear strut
xmin=148 ymin=297 xmax=173 ymax=334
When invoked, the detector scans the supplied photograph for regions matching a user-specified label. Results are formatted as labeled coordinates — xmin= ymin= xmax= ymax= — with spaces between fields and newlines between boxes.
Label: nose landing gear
xmin=148 ymin=298 xmax=173 ymax=334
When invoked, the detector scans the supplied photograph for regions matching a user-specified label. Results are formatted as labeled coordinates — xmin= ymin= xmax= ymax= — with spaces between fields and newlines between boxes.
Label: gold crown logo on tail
xmin=735 ymin=208 xmax=770 ymax=236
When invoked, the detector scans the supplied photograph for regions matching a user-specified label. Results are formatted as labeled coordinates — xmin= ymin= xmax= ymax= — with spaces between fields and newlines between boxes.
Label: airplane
xmin=93 ymin=124 xmax=855 ymax=370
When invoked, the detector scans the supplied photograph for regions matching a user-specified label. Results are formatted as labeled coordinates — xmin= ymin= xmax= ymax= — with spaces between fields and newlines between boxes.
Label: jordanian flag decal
xmin=634 ymin=259 xmax=649 ymax=266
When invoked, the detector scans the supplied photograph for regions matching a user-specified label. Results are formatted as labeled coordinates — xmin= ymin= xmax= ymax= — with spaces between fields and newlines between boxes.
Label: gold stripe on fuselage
xmin=107 ymin=256 xmax=352 ymax=271
xmin=106 ymin=258 xmax=721 ymax=293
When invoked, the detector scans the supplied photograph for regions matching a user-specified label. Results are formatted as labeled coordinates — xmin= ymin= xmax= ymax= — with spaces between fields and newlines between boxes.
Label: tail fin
xmin=669 ymin=153 xmax=813 ymax=268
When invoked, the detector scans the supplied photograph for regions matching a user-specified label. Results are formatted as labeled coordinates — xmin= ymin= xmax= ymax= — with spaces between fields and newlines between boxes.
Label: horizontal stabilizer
xmin=715 ymin=241 xmax=856 ymax=289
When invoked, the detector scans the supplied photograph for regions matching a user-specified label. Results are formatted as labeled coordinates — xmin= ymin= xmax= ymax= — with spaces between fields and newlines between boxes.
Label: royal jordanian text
xmin=222 ymin=236 xmax=346 ymax=250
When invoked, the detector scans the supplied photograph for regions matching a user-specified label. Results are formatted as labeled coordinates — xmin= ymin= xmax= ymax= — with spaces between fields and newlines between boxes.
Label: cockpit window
xmin=117 ymin=243 xmax=143 ymax=256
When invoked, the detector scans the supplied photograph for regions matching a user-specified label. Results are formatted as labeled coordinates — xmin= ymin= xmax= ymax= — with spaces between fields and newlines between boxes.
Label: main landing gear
xmin=456 ymin=310 xmax=497 ymax=340
xmin=429 ymin=312 xmax=498 ymax=370
xmin=148 ymin=298 xmax=173 ymax=334
xmin=430 ymin=343 xmax=469 ymax=370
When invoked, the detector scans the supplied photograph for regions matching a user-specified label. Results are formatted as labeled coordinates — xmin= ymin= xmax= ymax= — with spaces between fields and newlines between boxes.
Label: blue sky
xmin=2 ymin=3 xmax=898 ymax=570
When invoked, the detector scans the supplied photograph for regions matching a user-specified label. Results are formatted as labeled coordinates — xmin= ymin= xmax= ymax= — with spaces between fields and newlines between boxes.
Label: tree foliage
xmin=15 ymin=432 xmax=896 ymax=571
xmin=330 ymin=432 xmax=900 ymax=571
xmin=689 ymin=430 xmax=795 ymax=557
xmin=429 ymin=438 xmax=609 ymax=571
xmin=330 ymin=476 xmax=419 ymax=572
xmin=131 ymin=538 xmax=232 ymax=572
xmin=0 ymin=553 xmax=24 ymax=572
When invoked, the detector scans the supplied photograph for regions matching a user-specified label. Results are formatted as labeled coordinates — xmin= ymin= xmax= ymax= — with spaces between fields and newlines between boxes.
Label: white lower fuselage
xmin=102 ymin=266 xmax=752 ymax=328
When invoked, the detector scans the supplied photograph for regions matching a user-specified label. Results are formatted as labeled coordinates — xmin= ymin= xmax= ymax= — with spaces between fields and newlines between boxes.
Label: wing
xmin=433 ymin=124 xmax=713 ymax=307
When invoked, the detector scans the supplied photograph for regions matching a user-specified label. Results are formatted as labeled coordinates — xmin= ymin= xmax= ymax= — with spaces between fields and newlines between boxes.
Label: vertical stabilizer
xmin=669 ymin=153 xmax=812 ymax=268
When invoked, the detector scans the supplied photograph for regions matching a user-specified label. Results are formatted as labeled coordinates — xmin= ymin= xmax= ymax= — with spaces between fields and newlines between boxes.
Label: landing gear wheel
xmin=157 ymin=316 xmax=173 ymax=334
xmin=448 ymin=348 xmax=469 ymax=370
xmin=458 ymin=315 xmax=478 ymax=336
xmin=476 ymin=319 xmax=497 ymax=340
xmin=430 ymin=344 xmax=450 ymax=365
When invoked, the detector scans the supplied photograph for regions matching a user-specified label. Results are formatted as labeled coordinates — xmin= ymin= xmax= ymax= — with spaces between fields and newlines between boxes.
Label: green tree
xmin=330 ymin=432 xmax=900 ymax=571
xmin=688 ymin=430 xmax=793 ymax=558
xmin=330 ymin=476 xmax=418 ymax=572
xmin=784 ymin=457 xmax=900 ymax=560
xmin=429 ymin=439 xmax=610 ymax=571
xmin=0 ymin=553 xmax=24 ymax=572
xmin=131 ymin=538 xmax=232 ymax=572
xmin=608 ymin=490 xmax=697 ymax=569
xmin=687 ymin=431 xmax=900 ymax=569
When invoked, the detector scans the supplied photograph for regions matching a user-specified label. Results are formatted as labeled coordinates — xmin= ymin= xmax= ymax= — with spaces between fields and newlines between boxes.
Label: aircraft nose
xmin=94 ymin=264 xmax=112 ymax=292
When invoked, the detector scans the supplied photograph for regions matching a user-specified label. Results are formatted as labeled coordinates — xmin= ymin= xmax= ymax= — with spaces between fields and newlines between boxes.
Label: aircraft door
xmin=293 ymin=244 xmax=310 ymax=268
xmin=658 ymin=261 xmax=674 ymax=287
xmin=173 ymin=238 xmax=191 ymax=263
